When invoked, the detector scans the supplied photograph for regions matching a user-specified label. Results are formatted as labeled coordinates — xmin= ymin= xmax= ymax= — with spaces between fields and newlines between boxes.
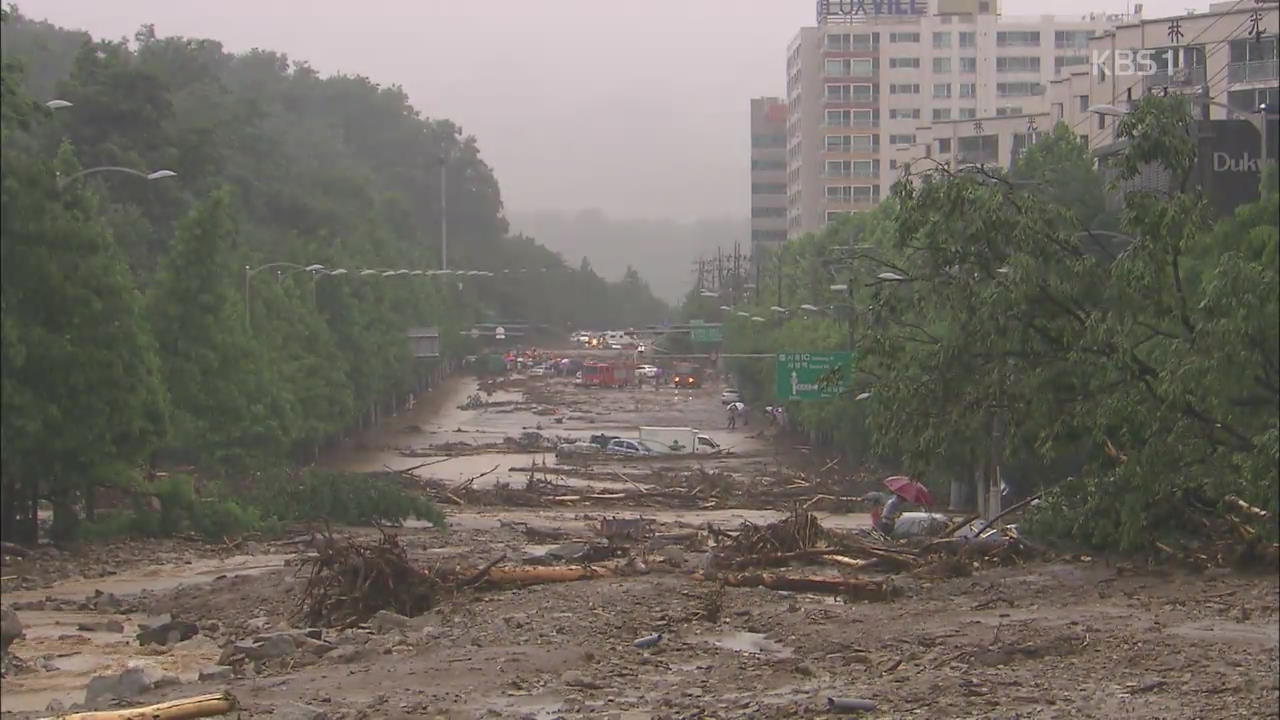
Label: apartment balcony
xmin=823 ymin=197 xmax=881 ymax=209
xmin=822 ymin=147 xmax=880 ymax=156
xmin=1227 ymin=60 xmax=1279 ymax=84
xmin=1143 ymin=66 xmax=1206 ymax=92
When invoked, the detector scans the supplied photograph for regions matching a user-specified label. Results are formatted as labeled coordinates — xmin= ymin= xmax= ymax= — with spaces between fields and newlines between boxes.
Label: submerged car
xmin=720 ymin=388 xmax=742 ymax=405
xmin=605 ymin=438 xmax=656 ymax=456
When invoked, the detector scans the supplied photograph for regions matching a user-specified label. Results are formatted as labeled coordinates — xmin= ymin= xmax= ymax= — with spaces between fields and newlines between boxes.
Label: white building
xmin=786 ymin=0 xmax=1132 ymax=236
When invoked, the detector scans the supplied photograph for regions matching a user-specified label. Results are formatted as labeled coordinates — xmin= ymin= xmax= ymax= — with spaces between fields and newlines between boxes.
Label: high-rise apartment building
xmin=750 ymin=97 xmax=789 ymax=260
xmin=785 ymin=0 xmax=1125 ymax=237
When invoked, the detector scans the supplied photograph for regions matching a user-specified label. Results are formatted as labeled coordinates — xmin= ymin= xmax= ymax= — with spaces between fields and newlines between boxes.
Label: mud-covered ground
xmin=3 ymin=366 xmax=1278 ymax=719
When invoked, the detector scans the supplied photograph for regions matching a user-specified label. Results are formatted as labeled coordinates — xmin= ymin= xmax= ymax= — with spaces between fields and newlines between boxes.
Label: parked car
xmin=527 ymin=365 xmax=547 ymax=377
xmin=720 ymin=388 xmax=742 ymax=405
xmin=605 ymin=438 xmax=655 ymax=456
xmin=635 ymin=364 xmax=660 ymax=379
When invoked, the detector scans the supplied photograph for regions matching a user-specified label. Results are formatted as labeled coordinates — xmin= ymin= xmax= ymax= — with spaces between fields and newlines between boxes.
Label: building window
xmin=1078 ymin=134 xmax=1088 ymax=145
xmin=1228 ymin=87 xmax=1280 ymax=114
xmin=1054 ymin=30 xmax=1093 ymax=49
xmin=890 ymin=83 xmax=921 ymax=95
xmin=826 ymin=33 xmax=852 ymax=51
xmin=825 ymin=135 xmax=852 ymax=152
xmin=851 ymin=185 xmax=880 ymax=201
xmin=997 ymin=82 xmax=1044 ymax=97
xmin=826 ymin=185 xmax=853 ymax=202
xmin=889 ymin=133 xmax=917 ymax=145
xmin=937 ymin=138 xmax=952 ymax=154
xmin=889 ymin=108 xmax=921 ymax=119
xmin=1097 ymin=113 xmax=1106 ymax=130
xmin=752 ymin=134 xmax=786 ymax=148
xmin=959 ymin=107 xmax=977 ymax=119
xmin=850 ymin=134 xmax=876 ymax=151
xmin=960 ymin=56 xmax=977 ymax=73
xmin=997 ymin=31 xmax=1040 ymax=48
xmin=933 ymin=32 xmax=952 ymax=49
xmin=826 ymin=58 xmax=875 ymax=77
xmin=933 ymin=108 xmax=952 ymax=121
xmin=826 ymin=109 xmax=850 ymax=127
xmin=996 ymin=56 xmax=1041 ymax=73
xmin=751 ymin=182 xmax=786 ymax=194
xmin=1051 ymin=101 xmax=1064 ymax=119
xmin=751 ymin=229 xmax=787 ymax=242
xmin=890 ymin=57 xmax=921 ymax=69
xmin=932 ymin=57 xmax=952 ymax=73
xmin=1077 ymin=94 xmax=1090 ymax=113
xmin=751 ymin=206 xmax=787 ymax=218
xmin=995 ymin=105 xmax=1024 ymax=116
xmin=890 ymin=32 xmax=920 ymax=43
xmin=826 ymin=160 xmax=851 ymax=177
xmin=959 ymin=31 xmax=976 ymax=49
xmin=959 ymin=82 xmax=977 ymax=98
xmin=889 ymin=159 xmax=898 ymax=170
xmin=1055 ymin=55 xmax=1090 ymax=72
xmin=1228 ymin=36 xmax=1278 ymax=82
xmin=750 ymin=158 xmax=786 ymax=171
xmin=933 ymin=83 xmax=952 ymax=98
xmin=957 ymin=134 xmax=999 ymax=163
xmin=826 ymin=32 xmax=878 ymax=52
xmin=852 ymin=159 xmax=877 ymax=177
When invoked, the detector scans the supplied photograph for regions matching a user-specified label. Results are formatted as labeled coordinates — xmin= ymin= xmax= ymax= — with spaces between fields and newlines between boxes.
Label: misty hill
xmin=508 ymin=210 xmax=749 ymax=302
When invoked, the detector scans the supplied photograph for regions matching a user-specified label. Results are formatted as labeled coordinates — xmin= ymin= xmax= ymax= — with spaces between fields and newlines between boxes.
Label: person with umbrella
xmin=864 ymin=476 xmax=935 ymax=535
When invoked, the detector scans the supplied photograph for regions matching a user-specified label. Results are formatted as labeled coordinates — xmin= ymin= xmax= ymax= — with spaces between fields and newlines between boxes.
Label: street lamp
xmin=56 ymin=166 xmax=177 ymax=190
xmin=799 ymin=304 xmax=821 ymax=312
xmin=829 ymin=283 xmax=849 ymax=292
xmin=719 ymin=305 xmax=733 ymax=311
xmin=876 ymin=271 xmax=908 ymax=281
xmin=45 ymin=99 xmax=73 ymax=110
xmin=770 ymin=305 xmax=787 ymax=314
xmin=855 ymin=391 xmax=873 ymax=401
xmin=750 ymin=316 xmax=766 ymax=323
xmin=244 ymin=262 xmax=325 ymax=331
xmin=699 ymin=289 xmax=718 ymax=297
xmin=735 ymin=311 xmax=751 ymax=318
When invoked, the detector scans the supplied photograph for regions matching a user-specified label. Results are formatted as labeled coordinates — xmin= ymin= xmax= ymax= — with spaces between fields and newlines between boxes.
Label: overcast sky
xmin=27 ymin=0 xmax=1198 ymax=221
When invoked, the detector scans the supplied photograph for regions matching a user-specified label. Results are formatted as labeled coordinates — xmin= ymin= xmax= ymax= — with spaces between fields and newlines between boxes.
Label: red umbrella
xmin=883 ymin=476 xmax=934 ymax=507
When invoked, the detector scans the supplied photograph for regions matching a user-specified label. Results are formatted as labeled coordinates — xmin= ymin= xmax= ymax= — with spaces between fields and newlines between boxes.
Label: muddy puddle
xmin=704 ymin=631 xmax=794 ymax=658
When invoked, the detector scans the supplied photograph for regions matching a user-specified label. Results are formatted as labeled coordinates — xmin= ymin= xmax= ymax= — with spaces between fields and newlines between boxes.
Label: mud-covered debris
xmin=78 ymin=619 xmax=126 ymax=634
xmin=274 ymin=702 xmax=330 ymax=720
xmin=370 ymin=609 xmax=412 ymax=633
xmin=1 ymin=606 xmax=22 ymax=654
xmin=198 ymin=665 xmax=233 ymax=682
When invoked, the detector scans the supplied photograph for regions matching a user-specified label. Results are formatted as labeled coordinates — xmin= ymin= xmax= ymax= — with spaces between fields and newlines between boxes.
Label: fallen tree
xmin=694 ymin=571 xmax=896 ymax=601
xmin=41 ymin=692 xmax=238 ymax=720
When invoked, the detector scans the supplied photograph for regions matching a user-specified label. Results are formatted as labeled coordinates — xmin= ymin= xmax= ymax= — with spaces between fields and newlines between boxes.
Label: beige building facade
xmin=749 ymin=97 xmax=789 ymax=260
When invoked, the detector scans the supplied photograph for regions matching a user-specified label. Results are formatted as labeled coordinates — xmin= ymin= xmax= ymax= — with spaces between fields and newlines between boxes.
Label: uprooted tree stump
xmin=295 ymin=531 xmax=440 ymax=628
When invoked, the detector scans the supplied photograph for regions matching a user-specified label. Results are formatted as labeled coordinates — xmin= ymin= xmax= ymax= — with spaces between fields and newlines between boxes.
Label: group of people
xmin=725 ymin=402 xmax=789 ymax=430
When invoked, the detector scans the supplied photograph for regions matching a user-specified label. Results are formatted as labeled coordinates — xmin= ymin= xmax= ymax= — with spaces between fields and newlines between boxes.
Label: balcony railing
xmin=825 ymin=94 xmax=880 ymax=105
xmin=823 ymin=168 xmax=880 ymax=177
xmin=1141 ymin=66 xmax=1205 ymax=91
xmin=1227 ymin=60 xmax=1279 ymax=84
xmin=822 ymin=120 xmax=880 ymax=129
xmin=825 ymin=196 xmax=881 ymax=206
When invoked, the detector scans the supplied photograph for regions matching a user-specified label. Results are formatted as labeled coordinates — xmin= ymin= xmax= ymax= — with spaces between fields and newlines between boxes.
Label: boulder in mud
xmin=89 ymin=590 xmax=122 ymax=612
xmin=234 ymin=632 xmax=297 ymax=661
xmin=136 ymin=621 xmax=199 ymax=647
xmin=370 ymin=609 xmax=412 ymax=634
xmin=1 ymin=606 xmax=22 ymax=654
xmin=84 ymin=665 xmax=180 ymax=703
xmin=198 ymin=665 xmax=234 ymax=682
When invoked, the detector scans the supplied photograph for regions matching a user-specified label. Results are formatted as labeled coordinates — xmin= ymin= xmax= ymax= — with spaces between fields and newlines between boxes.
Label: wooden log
xmin=696 ymin=571 xmax=894 ymax=601
xmin=466 ymin=563 xmax=620 ymax=587
xmin=43 ymin=692 xmax=237 ymax=720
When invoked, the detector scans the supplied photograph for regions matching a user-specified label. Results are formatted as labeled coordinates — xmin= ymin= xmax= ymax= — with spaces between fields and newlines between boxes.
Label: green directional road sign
xmin=690 ymin=326 xmax=723 ymax=343
xmin=775 ymin=352 xmax=853 ymax=401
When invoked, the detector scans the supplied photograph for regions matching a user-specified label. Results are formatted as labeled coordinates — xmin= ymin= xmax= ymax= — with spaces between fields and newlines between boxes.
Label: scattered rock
xmin=657 ymin=546 xmax=687 ymax=567
xmin=324 ymin=645 xmax=367 ymax=664
xmin=90 ymin=591 xmax=122 ymax=612
xmin=198 ymin=666 xmax=234 ymax=682
xmin=77 ymin=620 xmax=126 ymax=634
xmin=85 ymin=665 xmax=180 ymax=703
xmin=1 ymin=607 xmax=23 ymax=654
xmin=137 ymin=614 xmax=173 ymax=631
xmin=136 ymin=621 xmax=199 ymax=647
xmin=275 ymin=701 xmax=330 ymax=720
xmin=561 ymin=670 xmax=605 ymax=690
xmin=370 ymin=610 xmax=412 ymax=633
xmin=45 ymin=698 xmax=67 ymax=713
xmin=234 ymin=633 xmax=297 ymax=661
xmin=245 ymin=616 xmax=276 ymax=634
xmin=296 ymin=636 xmax=337 ymax=657
xmin=12 ymin=600 xmax=46 ymax=611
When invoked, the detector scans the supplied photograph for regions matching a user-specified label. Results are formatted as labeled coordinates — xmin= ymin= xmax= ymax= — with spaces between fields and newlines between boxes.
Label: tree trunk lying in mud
xmin=693 ymin=571 xmax=896 ymax=601
xmin=42 ymin=692 xmax=238 ymax=720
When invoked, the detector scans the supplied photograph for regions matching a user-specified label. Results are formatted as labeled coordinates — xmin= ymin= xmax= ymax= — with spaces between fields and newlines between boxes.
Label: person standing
xmin=726 ymin=403 xmax=738 ymax=429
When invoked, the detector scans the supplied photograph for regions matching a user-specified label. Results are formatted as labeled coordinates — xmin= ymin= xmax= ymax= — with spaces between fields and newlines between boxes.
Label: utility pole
xmin=732 ymin=242 xmax=741 ymax=307
xmin=438 ymin=157 xmax=449 ymax=271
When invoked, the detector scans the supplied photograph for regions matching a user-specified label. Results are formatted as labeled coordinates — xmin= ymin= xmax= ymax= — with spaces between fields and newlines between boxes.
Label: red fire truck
xmin=579 ymin=361 xmax=635 ymax=388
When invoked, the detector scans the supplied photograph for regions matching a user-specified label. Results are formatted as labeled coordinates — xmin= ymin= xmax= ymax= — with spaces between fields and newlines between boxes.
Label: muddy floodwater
xmin=3 ymin=369 xmax=1276 ymax=719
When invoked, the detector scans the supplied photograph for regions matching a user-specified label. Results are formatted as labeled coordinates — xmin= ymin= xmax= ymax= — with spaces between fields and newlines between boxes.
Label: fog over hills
xmin=508 ymin=210 xmax=749 ymax=303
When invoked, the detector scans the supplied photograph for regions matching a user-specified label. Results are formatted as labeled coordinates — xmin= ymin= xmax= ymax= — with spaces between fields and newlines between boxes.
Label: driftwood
xmin=42 ymin=692 xmax=238 ymax=720
xmin=454 ymin=562 xmax=625 ymax=588
xmin=695 ymin=571 xmax=894 ymax=601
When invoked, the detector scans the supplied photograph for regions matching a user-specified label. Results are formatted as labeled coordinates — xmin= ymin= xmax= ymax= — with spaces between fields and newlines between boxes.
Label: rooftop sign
xmin=817 ymin=0 xmax=929 ymax=21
